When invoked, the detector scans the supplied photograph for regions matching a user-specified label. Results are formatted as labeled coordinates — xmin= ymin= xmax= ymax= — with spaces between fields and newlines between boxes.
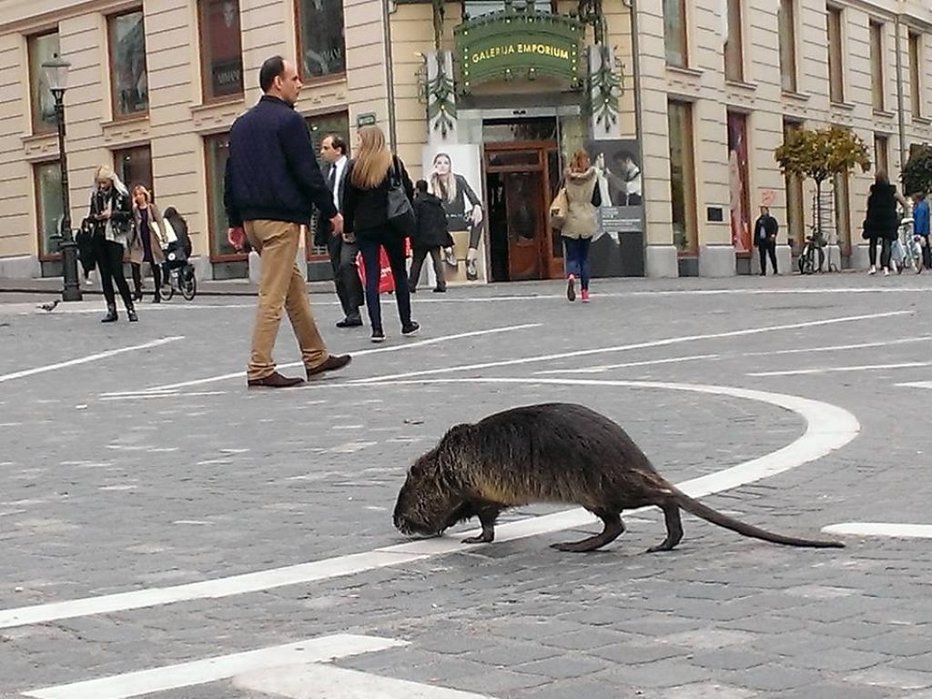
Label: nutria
xmin=393 ymin=403 xmax=845 ymax=552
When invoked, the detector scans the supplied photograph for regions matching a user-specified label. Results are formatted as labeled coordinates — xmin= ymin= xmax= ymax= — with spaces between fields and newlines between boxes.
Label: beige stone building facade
xmin=1 ymin=0 xmax=932 ymax=281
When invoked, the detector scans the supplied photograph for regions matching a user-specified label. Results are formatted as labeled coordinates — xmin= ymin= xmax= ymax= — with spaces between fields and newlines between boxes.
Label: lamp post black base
xmin=60 ymin=238 xmax=83 ymax=302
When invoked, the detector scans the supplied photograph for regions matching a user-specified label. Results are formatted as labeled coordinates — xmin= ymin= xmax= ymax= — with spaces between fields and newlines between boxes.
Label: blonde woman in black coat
xmin=342 ymin=125 xmax=419 ymax=343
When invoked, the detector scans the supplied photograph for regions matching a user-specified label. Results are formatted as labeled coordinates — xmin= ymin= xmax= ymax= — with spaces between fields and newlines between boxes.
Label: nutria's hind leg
xmin=551 ymin=511 xmax=625 ymax=553
xmin=462 ymin=503 xmax=502 ymax=544
xmin=646 ymin=504 xmax=684 ymax=553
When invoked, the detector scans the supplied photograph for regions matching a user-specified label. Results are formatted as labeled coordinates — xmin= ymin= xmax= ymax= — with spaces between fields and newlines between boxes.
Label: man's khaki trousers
xmin=245 ymin=220 xmax=328 ymax=381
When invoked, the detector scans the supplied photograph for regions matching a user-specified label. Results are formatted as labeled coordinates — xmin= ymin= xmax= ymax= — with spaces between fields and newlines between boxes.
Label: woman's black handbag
xmin=387 ymin=157 xmax=416 ymax=235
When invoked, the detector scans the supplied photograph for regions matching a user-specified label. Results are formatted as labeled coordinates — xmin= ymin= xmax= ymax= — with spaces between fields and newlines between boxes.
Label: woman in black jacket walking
xmin=342 ymin=126 xmax=419 ymax=343
xmin=88 ymin=165 xmax=137 ymax=322
xmin=409 ymin=180 xmax=454 ymax=293
xmin=864 ymin=171 xmax=908 ymax=276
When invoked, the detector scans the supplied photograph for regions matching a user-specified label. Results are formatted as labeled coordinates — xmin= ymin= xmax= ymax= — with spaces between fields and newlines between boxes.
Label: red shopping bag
xmin=357 ymin=247 xmax=396 ymax=294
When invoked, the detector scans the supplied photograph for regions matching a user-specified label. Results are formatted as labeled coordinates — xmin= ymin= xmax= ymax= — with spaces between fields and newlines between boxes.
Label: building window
xmin=305 ymin=112 xmax=350 ymax=257
xmin=198 ymin=0 xmax=243 ymax=101
xmin=297 ymin=0 xmax=346 ymax=79
xmin=668 ymin=100 xmax=697 ymax=254
xmin=462 ymin=0 xmax=555 ymax=18
xmin=35 ymin=161 xmax=64 ymax=258
xmin=778 ymin=0 xmax=797 ymax=92
xmin=724 ymin=0 xmax=743 ymax=82
xmin=827 ymin=6 xmax=844 ymax=103
xmin=27 ymin=32 xmax=60 ymax=134
xmin=909 ymin=32 xmax=922 ymax=119
xmin=874 ymin=134 xmax=889 ymax=176
xmin=108 ymin=10 xmax=149 ymax=117
xmin=783 ymin=119 xmax=805 ymax=251
xmin=205 ymin=133 xmax=237 ymax=258
xmin=870 ymin=22 xmax=884 ymax=112
xmin=663 ymin=0 xmax=688 ymax=68
xmin=114 ymin=145 xmax=153 ymax=193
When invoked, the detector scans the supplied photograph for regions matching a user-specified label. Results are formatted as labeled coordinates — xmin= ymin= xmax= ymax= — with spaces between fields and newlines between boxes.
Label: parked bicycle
xmin=891 ymin=216 xmax=922 ymax=275
xmin=797 ymin=228 xmax=829 ymax=274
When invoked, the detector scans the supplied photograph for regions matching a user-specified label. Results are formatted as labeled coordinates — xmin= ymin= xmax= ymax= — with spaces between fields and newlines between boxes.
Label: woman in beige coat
xmin=130 ymin=185 xmax=167 ymax=302
xmin=561 ymin=149 xmax=602 ymax=302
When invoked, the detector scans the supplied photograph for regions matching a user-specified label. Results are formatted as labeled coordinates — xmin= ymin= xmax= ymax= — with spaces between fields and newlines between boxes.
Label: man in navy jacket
xmin=225 ymin=55 xmax=351 ymax=388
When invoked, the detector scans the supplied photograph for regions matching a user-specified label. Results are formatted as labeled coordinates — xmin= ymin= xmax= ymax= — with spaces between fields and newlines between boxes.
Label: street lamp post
xmin=42 ymin=53 xmax=81 ymax=302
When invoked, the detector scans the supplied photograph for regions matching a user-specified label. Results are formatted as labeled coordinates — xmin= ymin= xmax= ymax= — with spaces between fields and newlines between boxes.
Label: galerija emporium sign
xmin=454 ymin=5 xmax=585 ymax=92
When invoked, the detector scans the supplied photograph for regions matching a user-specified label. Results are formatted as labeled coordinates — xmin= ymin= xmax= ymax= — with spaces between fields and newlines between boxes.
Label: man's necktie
xmin=328 ymin=164 xmax=337 ymax=191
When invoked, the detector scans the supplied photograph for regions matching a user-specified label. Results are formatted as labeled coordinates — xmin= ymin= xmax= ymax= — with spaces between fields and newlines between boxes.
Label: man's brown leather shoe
xmin=247 ymin=371 xmax=305 ymax=388
xmin=306 ymin=354 xmax=352 ymax=379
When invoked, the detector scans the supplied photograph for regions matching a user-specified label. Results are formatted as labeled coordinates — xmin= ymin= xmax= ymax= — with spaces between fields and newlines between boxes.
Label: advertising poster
xmin=728 ymin=112 xmax=752 ymax=254
xmin=586 ymin=138 xmax=645 ymax=277
xmin=421 ymin=144 xmax=487 ymax=284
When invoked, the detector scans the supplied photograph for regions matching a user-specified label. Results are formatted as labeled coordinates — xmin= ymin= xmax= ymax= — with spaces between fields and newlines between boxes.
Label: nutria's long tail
xmin=672 ymin=489 xmax=845 ymax=548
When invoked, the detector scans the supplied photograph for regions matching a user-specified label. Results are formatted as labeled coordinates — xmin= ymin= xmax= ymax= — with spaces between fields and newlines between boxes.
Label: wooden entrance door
xmin=484 ymin=142 xmax=563 ymax=281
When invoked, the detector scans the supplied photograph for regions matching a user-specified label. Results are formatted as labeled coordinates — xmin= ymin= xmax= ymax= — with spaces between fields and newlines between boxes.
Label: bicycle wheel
xmin=798 ymin=250 xmax=812 ymax=275
xmin=162 ymin=278 xmax=175 ymax=301
xmin=182 ymin=273 xmax=197 ymax=301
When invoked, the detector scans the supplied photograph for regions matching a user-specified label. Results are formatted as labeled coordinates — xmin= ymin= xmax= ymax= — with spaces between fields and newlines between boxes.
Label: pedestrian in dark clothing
xmin=224 ymin=55 xmax=351 ymax=388
xmin=409 ymin=180 xmax=454 ymax=293
xmin=87 ymin=165 xmax=137 ymax=323
xmin=863 ymin=171 xmax=908 ymax=276
xmin=130 ymin=185 xmax=167 ymax=303
xmin=753 ymin=206 xmax=779 ymax=275
xmin=76 ymin=217 xmax=96 ymax=284
xmin=317 ymin=132 xmax=364 ymax=327
xmin=342 ymin=125 xmax=419 ymax=343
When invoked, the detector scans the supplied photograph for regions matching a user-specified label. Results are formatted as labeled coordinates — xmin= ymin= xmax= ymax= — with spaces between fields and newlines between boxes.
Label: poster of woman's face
xmin=422 ymin=144 xmax=487 ymax=282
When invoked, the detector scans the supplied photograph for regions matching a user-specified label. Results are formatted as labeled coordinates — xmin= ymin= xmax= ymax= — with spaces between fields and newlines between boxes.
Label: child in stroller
xmin=160 ymin=207 xmax=197 ymax=299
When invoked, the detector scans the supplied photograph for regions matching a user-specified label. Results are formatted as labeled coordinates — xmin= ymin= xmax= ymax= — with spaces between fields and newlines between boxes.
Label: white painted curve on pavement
xmin=0 ymin=378 xmax=859 ymax=630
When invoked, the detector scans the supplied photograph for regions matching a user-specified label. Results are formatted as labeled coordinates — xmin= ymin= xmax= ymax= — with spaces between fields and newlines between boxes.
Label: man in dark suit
xmin=317 ymin=133 xmax=363 ymax=327
xmin=753 ymin=206 xmax=779 ymax=275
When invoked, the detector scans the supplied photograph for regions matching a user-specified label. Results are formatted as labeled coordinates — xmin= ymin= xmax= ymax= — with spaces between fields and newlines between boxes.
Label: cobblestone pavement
xmin=2 ymin=273 xmax=932 ymax=698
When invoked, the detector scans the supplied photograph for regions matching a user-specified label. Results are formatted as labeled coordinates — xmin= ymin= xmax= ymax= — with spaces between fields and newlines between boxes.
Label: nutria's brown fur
xmin=393 ymin=403 xmax=845 ymax=552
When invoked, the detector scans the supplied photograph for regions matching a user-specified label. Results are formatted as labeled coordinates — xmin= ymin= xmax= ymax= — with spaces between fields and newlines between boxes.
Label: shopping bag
xmin=549 ymin=187 xmax=569 ymax=230
xmin=357 ymin=247 xmax=396 ymax=294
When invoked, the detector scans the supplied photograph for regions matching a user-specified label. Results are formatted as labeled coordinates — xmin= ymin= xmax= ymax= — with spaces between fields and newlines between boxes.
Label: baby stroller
xmin=161 ymin=240 xmax=197 ymax=300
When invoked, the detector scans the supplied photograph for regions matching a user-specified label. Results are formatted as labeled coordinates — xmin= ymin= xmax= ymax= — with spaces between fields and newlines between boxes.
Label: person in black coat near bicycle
xmin=864 ymin=171 xmax=909 ymax=276
xmin=753 ymin=206 xmax=779 ymax=275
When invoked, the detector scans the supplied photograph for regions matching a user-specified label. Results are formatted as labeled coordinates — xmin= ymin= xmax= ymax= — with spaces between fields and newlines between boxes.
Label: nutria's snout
xmin=394 ymin=512 xmax=439 ymax=537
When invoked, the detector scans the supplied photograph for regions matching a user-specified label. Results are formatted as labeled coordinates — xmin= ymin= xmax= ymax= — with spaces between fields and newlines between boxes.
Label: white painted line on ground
xmin=534 ymin=353 xmax=720 ymax=375
xmin=99 ymin=391 xmax=227 ymax=401
xmin=894 ymin=380 xmax=932 ymax=389
xmin=749 ymin=361 xmax=932 ymax=377
xmin=743 ymin=335 xmax=932 ymax=357
xmin=822 ymin=523 xmax=932 ymax=539
xmin=352 ymin=311 xmax=909 ymax=384
xmin=234 ymin=662 xmax=493 ymax=699
xmin=0 ymin=337 xmax=184 ymax=385
xmin=144 ymin=323 xmax=542 ymax=392
xmin=23 ymin=634 xmax=407 ymax=699
xmin=0 ymin=377 xmax=858 ymax=630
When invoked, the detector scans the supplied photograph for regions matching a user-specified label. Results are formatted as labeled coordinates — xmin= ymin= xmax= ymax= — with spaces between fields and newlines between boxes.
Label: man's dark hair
xmin=614 ymin=150 xmax=635 ymax=163
xmin=259 ymin=56 xmax=286 ymax=93
xmin=326 ymin=133 xmax=347 ymax=156
xmin=415 ymin=179 xmax=429 ymax=193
